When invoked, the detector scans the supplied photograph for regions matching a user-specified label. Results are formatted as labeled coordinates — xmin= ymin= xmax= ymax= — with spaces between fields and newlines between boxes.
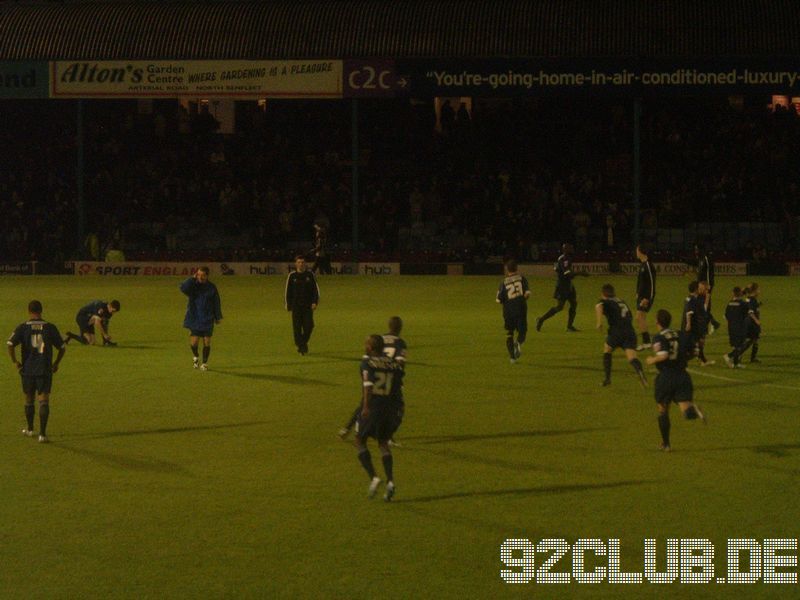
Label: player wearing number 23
xmin=6 ymin=300 xmax=66 ymax=443
xmin=496 ymin=259 xmax=531 ymax=363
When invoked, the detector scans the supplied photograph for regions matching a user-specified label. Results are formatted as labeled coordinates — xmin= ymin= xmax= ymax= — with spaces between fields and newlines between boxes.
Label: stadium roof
xmin=1 ymin=0 xmax=799 ymax=60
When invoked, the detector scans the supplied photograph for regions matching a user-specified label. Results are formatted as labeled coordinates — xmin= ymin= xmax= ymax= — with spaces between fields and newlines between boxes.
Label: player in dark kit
xmin=536 ymin=243 xmax=586 ymax=332
xmin=743 ymin=283 xmax=762 ymax=363
xmin=285 ymin=255 xmax=320 ymax=355
xmin=496 ymin=259 xmax=531 ymax=363
xmin=634 ymin=245 xmax=656 ymax=350
xmin=339 ymin=316 xmax=407 ymax=440
xmin=723 ymin=286 xmax=754 ymax=368
xmin=646 ymin=309 xmax=706 ymax=452
xmin=180 ymin=266 xmax=223 ymax=371
xmin=7 ymin=300 xmax=66 ymax=443
xmin=311 ymin=223 xmax=332 ymax=275
xmin=595 ymin=284 xmax=647 ymax=388
xmin=695 ymin=243 xmax=721 ymax=331
xmin=680 ymin=281 xmax=713 ymax=366
xmin=354 ymin=334 xmax=405 ymax=501
xmin=65 ymin=299 xmax=121 ymax=346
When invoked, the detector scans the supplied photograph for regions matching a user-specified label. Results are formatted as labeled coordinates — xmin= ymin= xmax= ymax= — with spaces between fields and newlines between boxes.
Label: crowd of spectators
xmin=1 ymin=95 xmax=798 ymax=266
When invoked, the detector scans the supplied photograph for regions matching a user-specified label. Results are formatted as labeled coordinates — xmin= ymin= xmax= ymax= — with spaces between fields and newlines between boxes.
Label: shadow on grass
xmin=213 ymin=369 xmax=338 ymax=386
xmin=684 ymin=442 xmax=800 ymax=458
xmin=52 ymin=443 xmax=191 ymax=475
xmin=402 ymin=427 xmax=618 ymax=445
xmin=395 ymin=480 xmax=653 ymax=504
xmin=59 ymin=420 xmax=270 ymax=441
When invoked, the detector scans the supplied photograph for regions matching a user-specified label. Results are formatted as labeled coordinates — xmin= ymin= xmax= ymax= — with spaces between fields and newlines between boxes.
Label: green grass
xmin=1 ymin=274 xmax=799 ymax=599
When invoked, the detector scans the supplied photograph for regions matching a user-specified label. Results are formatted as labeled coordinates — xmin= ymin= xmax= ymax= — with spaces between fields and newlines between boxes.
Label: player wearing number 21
xmin=496 ymin=259 xmax=531 ymax=364
xmin=354 ymin=334 xmax=405 ymax=502
xmin=7 ymin=300 xmax=66 ymax=443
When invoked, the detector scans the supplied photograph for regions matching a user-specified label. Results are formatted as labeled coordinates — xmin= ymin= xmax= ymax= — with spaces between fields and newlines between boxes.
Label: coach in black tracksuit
xmin=285 ymin=255 xmax=320 ymax=355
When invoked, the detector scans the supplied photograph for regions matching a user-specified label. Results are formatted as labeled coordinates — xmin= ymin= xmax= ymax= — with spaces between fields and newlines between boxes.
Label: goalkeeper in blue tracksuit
xmin=180 ymin=266 xmax=223 ymax=371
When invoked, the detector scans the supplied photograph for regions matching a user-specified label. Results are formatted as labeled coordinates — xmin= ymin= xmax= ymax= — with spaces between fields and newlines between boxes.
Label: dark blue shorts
xmin=606 ymin=328 xmax=637 ymax=350
xmin=636 ymin=298 xmax=653 ymax=313
xmin=190 ymin=328 xmax=213 ymax=338
xmin=655 ymin=370 xmax=693 ymax=405
xmin=22 ymin=373 xmax=53 ymax=395
xmin=357 ymin=399 xmax=404 ymax=442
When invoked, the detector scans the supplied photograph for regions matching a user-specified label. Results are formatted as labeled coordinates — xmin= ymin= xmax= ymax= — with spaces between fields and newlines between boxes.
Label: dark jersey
xmin=360 ymin=355 xmax=405 ymax=403
xmin=314 ymin=228 xmax=327 ymax=255
xmin=597 ymin=297 xmax=634 ymax=332
xmin=697 ymin=254 xmax=715 ymax=289
xmin=496 ymin=273 xmax=530 ymax=317
xmin=554 ymin=254 xmax=575 ymax=295
xmin=285 ymin=270 xmax=320 ymax=310
xmin=7 ymin=320 xmax=64 ymax=377
xmin=652 ymin=329 xmax=688 ymax=372
xmin=382 ymin=334 xmax=407 ymax=364
xmin=681 ymin=295 xmax=707 ymax=334
xmin=747 ymin=296 xmax=760 ymax=319
xmin=636 ymin=260 xmax=656 ymax=303
xmin=77 ymin=300 xmax=111 ymax=326
xmin=725 ymin=298 xmax=751 ymax=337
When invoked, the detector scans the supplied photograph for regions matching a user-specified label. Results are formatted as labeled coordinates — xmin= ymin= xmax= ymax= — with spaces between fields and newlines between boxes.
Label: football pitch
xmin=1 ymin=274 xmax=798 ymax=599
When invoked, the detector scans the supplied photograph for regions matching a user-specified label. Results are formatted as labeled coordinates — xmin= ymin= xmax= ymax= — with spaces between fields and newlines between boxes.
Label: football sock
xmin=506 ymin=334 xmax=515 ymax=358
xmin=630 ymin=358 xmax=644 ymax=374
xmin=39 ymin=402 xmax=49 ymax=435
xmin=190 ymin=344 xmax=199 ymax=358
xmin=517 ymin=331 xmax=526 ymax=345
xmin=358 ymin=448 xmax=376 ymax=478
xmin=381 ymin=452 xmax=394 ymax=482
xmin=603 ymin=353 xmax=612 ymax=380
xmin=202 ymin=346 xmax=210 ymax=363
xmin=698 ymin=347 xmax=707 ymax=363
xmin=540 ymin=307 xmax=558 ymax=322
xmin=684 ymin=406 xmax=699 ymax=420
xmin=25 ymin=403 xmax=35 ymax=430
xmin=567 ymin=302 xmax=577 ymax=327
xmin=346 ymin=405 xmax=361 ymax=430
xmin=657 ymin=413 xmax=671 ymax=446
xmin=750 ymin=342 xmax=759 ymax=361
xmin=642 ymin=332 xmax=651 ymax=344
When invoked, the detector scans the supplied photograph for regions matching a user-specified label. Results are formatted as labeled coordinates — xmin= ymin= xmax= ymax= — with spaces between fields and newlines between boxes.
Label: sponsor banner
xmin=50 ymin=60 xmax=343 ymax=98
xmin=788 ymin=262 xmax=800 ymax=276
xmin=69 ymin=261 xmax=398 ymax=276
xmin=398 ymin=58 xmax=800 ymax=96
xmin=0 ymin=261 xmax=36 ymax=275
xmin=522 ymin=262 xmax=700 ymax=277
xmin=343 ymin=59 xmax=409 ymax=97
xmin=0 ymin=61 xmax=49 ymax=98
xmin=715 ymin=262 xmax=748 ymax=276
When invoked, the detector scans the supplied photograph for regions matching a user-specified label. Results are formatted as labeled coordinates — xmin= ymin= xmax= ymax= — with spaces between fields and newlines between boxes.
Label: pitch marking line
xmin=687 ymin=368 xmax=800 ymax=391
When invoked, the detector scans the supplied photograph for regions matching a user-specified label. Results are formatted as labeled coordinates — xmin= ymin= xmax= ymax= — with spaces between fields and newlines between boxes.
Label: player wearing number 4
xmin=496 ymin=259 xmax=530 ymax=363
xmin=595 ymin=284 xmax=647 ymax=388
xmin=7 ymin=300 xmax=66 ymax=443
xmin=647 ymin=309 xmax=706 ymax=452
xmin=354 ymin=334 xmax=405 ymax=501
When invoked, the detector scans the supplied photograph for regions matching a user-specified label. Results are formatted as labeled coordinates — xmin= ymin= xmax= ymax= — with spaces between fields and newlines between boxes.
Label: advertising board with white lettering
xmin=50 ymin=60 xmax=343 ymax=98
xmin=68 ymin=262 xmax=399 ymax=276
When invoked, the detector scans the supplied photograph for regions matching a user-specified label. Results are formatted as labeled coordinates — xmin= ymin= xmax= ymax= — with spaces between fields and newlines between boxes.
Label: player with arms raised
xmin=595 ymin=284 xmax=647 ymax=388
xmin=647 ymin=309 xmax=706 ymax=452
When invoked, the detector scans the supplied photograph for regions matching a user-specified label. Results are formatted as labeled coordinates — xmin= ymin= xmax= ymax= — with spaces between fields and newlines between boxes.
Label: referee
xmin=285 ymin=255 xmax=320 ymax=355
